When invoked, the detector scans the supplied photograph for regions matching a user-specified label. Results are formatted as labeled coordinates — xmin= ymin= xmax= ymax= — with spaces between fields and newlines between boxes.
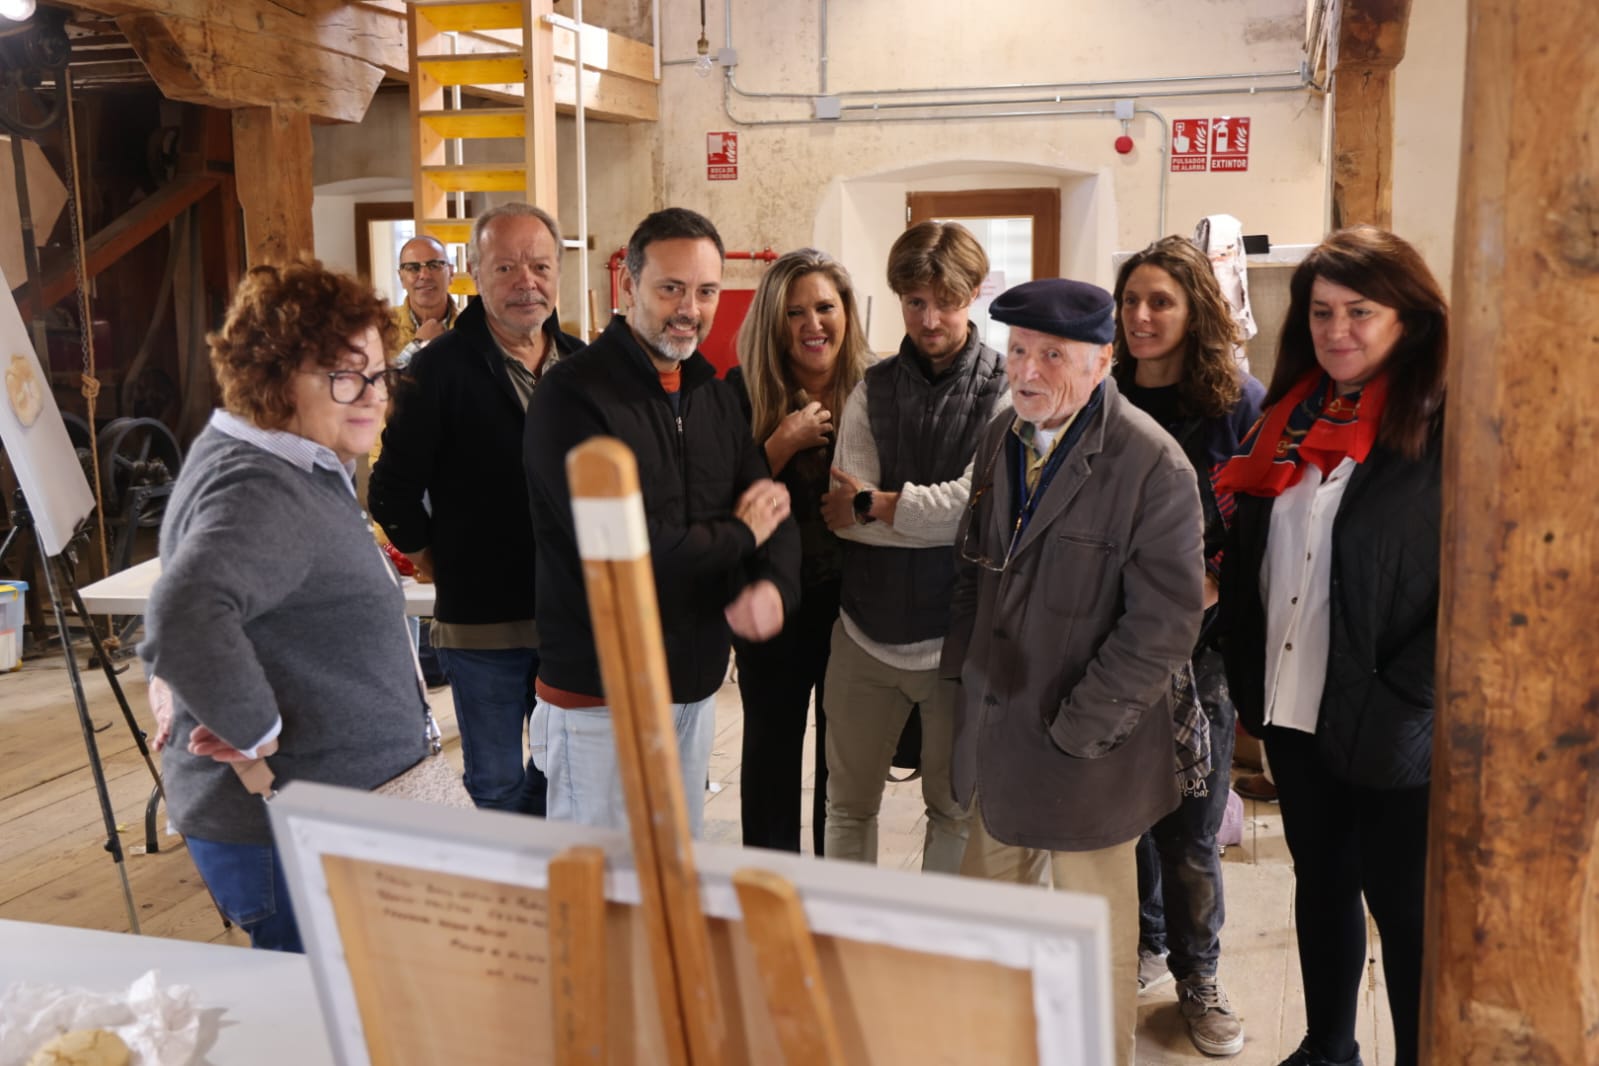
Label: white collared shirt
xmin=1260 ymin=457 xmax=1355 ymax=734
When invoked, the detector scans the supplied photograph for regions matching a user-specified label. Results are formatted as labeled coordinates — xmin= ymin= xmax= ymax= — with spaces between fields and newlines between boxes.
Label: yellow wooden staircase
xmin=406 ymin=0 xmax=660 ymax=298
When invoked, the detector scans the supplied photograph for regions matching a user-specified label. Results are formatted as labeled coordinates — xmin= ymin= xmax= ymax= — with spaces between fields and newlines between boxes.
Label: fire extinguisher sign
xmin=1170 ymin=117 xmax=1251 ymax=173
xmin=707 ymin=132 xmax=738 ymax=181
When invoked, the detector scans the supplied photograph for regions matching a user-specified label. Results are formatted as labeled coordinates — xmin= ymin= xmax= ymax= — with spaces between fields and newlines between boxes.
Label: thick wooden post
xmin=231 ymin=107 xmax=314 ymax=267
xmin=1426 ymin=0 xmax=1599 ymax=1062
xmin=1331 ymin=0 xmax=1413 ymax=228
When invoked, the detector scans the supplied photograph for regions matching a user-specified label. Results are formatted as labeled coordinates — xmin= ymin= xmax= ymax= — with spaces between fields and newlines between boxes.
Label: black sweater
xmin=369 ymin=299 xmax=584 ymax=625
xmin=1221 ymin=426 xmax=1443 ymax=789
xmin=524 ymin=316 xmax=801 ymax=703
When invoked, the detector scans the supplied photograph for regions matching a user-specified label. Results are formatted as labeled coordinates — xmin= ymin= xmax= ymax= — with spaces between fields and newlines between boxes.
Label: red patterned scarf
xmin=1216 ymin=369 xmax=1388 ymax=498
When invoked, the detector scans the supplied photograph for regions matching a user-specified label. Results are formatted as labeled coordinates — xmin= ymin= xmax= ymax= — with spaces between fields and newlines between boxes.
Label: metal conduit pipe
xmin=573 ymin=0 xmax=590 ymax=338
xmin=724 ymin=64 xmax=1308 ymax=102
xmin=834 ymin=78 xmax=1311 ymax=114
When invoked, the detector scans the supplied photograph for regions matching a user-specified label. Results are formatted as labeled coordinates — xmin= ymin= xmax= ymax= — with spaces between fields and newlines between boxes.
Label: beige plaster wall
xmin=1391 ymin=0 xmax=1468 ymax=297
xmin=641 ymin=0 xmax=1327 ymax=333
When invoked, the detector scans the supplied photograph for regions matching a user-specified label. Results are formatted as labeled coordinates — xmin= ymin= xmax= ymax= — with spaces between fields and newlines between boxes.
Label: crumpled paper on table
xmin=0 ymin=971 xmax=200 ymax=1066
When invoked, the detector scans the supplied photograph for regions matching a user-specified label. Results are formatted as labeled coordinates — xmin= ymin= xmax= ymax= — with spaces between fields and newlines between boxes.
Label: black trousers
xmin=1264 ymin=726 xmax=1429 ymax=1066
xmin=734 ymin=579 xmax=839 ymax=855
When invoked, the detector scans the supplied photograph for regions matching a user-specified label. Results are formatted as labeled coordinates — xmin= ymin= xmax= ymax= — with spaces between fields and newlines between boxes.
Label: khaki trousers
xmin=961 ymin=797 xmax=1140 ymax=1066
xmin=822 ymin=621 xmax=970 ymax=872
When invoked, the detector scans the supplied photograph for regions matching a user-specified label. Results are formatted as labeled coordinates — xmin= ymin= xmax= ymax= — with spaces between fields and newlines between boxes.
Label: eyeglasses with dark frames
xmin=307 ymin=368 xmax=403 ymax=405
xmin=398 ymin=259 xmax=450 ymax=276
xmin=958 ymin=481 xmax=1025 ymax=574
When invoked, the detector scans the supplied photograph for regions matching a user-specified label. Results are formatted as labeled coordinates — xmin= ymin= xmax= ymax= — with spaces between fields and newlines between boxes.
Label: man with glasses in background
xmin=942 ymin=277 xmax=1205 ymax=1066
xmin=371 ymin=203 xmax=583 ymax=816
xmin=391 ymin=235 xmax=459 ymax=367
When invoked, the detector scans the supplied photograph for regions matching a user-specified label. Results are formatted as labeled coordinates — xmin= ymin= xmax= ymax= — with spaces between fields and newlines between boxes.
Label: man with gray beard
xmin=524 ymin=207 xmax=800 ymax=835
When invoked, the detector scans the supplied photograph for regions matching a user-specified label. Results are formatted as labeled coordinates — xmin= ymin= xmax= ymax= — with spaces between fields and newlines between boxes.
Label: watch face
xmin=853 ymin=489 xmax=872 ymax=516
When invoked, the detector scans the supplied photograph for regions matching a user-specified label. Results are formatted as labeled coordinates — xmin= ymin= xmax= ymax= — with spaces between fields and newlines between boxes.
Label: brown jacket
xmin=940 ymin=378 xmax=1205 ymax=852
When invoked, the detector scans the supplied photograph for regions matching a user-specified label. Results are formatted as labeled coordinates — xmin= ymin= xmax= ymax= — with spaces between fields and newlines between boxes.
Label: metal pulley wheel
xmin=95 ymin=416 xmax=181 ymax=524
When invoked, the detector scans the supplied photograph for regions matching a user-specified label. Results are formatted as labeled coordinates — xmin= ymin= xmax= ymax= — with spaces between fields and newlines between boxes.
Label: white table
xmin=78 ymin=557 xmax=437 ymax=617
xmin=0 ymin=918 xmax=334 ymax=1065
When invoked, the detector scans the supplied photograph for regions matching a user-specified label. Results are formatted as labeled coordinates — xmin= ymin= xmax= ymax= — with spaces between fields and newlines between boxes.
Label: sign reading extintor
xmin=707 ymin=132 xmax=738 ymax=181
xmin=1170 ymin=117 xmax=1251 ymax=173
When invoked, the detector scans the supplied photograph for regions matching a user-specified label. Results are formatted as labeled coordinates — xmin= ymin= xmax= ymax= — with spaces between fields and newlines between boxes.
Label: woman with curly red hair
xmin=141 ymin=259 xmax=441 ymax=952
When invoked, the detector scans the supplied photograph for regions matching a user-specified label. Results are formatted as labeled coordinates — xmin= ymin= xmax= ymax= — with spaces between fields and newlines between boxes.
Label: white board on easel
xmin=0 ymin=264 xmax=95 ymax=557
xmin=271 ymin=783 xmax=1114 ymax=1065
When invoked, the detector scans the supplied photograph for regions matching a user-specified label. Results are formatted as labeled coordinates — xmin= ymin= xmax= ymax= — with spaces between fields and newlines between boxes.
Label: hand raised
xmin=734 ymin=479 xmax=791 ymax=547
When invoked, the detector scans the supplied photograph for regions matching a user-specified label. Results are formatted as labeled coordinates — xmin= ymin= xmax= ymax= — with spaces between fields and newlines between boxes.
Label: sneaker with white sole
xmin=1178 ymin=974 xmax=1245 ymax=1056
xmin=1137 ymin=948 xmax=1173 ymax=993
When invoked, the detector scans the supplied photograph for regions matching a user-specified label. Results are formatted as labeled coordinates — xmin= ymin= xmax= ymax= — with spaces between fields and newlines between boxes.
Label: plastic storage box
xmin=0 ymin=580 xmax=28 ymax=671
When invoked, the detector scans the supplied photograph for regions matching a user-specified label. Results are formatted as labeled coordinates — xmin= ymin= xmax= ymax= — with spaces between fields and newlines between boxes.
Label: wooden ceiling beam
xmin=1330 ymin=0 xmax=1415 ymax=228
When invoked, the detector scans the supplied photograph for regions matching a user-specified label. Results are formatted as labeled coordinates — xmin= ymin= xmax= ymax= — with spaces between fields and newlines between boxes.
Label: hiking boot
xmin=1235 ymin=771 xmax=1278 ymax=802
xmin=1277 ymin=1039 xmax=1363 ymax=1066
xmin=1178 ymin=974 xmax=1245 ymax=1056
xmin=1137 ymin=948 xmax=1172 ymax=993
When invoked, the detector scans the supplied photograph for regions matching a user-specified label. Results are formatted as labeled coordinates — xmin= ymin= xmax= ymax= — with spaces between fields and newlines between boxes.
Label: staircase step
xmin=420 ymin=165 xmax=528 ymax=193
xmin=419 ymin=218 xmax=474 ymax=244
xmin=416 ymin=53 xmax=525 ymax=87
xmin=413 ymin=0 xmax=526 ymax=33
xmin=418 ymin=108 xmax=527 ymax=140
xmin=449 ymin=276 xmax=478 ymax=297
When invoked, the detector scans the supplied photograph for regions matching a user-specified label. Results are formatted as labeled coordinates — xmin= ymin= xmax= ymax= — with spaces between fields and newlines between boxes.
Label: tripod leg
xmin=63 ymin=570 xmax=165 ymax=796
xmin=38 ymin=551 xmax=141 ymax=933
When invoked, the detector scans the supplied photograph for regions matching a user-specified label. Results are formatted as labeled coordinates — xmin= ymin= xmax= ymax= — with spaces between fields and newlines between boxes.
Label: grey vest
xmin=841 ymin=329 xmax=1007 ymax=644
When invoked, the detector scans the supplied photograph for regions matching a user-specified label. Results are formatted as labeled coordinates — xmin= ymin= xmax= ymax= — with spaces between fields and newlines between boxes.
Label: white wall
xmin=1391 ymin=0 xmax=1468 ymax=296
xmin=648 ymin=0 xmax=1326 ymax=303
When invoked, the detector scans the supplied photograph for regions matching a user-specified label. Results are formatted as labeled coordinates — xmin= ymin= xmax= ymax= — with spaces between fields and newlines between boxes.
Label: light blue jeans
xmin=531 ymin=695 xmax=716 ymax=838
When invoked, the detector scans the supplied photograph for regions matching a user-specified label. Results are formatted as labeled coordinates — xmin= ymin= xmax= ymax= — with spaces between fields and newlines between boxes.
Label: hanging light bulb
xmin=0 ymin=0 xmax=37 ymax=21
xmin=694 ymin=31 xmax=713 ymax=78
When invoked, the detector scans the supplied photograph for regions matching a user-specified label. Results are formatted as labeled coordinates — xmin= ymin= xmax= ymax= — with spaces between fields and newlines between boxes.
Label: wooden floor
xmin=0 ymin=629 xmax=1396 ymax=1064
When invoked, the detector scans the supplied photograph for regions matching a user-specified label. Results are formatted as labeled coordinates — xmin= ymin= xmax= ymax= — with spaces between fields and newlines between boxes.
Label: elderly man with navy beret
xmin=941 ymin=277 xmax=1206 ymax=1066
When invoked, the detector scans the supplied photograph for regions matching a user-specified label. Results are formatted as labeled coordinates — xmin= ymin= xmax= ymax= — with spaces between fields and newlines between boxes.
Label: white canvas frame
xmin=271 ymin=782 xmax=1113 ymax=1065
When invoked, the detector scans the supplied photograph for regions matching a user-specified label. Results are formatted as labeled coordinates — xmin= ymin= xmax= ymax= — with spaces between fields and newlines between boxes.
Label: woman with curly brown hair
xmin=726 ymin=248 xmax=872 ymax=854
xmin=141 ymin=260 xmax=441 ymax=952
xmin=1111 ymin=235 xmax=1265 ymax=1057
xmin=1218 ymin=227 xmax=1447 ymax=1066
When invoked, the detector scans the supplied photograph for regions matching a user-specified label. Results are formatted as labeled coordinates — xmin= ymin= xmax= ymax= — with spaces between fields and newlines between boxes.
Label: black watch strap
xmin=853 ymin=489 xmax=876 ymax=524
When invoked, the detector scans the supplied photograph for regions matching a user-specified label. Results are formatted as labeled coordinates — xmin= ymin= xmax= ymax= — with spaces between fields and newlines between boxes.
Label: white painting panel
xmin=0 ymin=265 xmax=94 ymax=557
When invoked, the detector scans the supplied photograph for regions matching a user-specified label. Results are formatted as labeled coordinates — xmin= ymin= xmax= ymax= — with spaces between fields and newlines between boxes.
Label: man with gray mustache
xmin=371 ymin=202 xmax=584 ymax=816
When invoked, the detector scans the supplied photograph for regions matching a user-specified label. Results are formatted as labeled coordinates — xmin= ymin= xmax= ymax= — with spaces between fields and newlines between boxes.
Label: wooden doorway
xmin=354 ymin=201 xmax=415 ymax=303
xmin=906 ymin=187 xmax=1061 ymax=349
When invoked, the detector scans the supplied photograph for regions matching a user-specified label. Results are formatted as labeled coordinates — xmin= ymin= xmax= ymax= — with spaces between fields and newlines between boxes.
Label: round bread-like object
xmin=25 ymin=1028 xmax=131 ymax=1066
xmin=6 ymin=353 xmax=42 ymax=427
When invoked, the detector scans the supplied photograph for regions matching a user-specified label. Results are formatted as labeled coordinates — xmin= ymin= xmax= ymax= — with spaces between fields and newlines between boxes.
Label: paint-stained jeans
xmin=1136 ymin=648 xmax=1237 ymax=980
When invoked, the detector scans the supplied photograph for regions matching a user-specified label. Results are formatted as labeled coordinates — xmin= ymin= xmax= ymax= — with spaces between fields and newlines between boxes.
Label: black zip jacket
xmin=369 ymin=299 xmax=584 ymax=625
xmin=524 ymin=315 xmax=801 ymax=704
xmin=1220 ymin=424 xmax=1442 ymax=789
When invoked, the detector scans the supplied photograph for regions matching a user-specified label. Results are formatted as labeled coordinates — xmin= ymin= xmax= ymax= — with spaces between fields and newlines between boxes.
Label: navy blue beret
xmin=989 ymin=278 xmax=1116 ymax=346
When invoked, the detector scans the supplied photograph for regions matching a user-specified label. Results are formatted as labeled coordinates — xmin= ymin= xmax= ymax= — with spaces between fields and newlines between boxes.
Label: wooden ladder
xmin=407 ymin=0 xmax=558 ymax=298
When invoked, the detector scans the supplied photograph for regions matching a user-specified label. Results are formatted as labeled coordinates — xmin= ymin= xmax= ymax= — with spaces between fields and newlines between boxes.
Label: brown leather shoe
xmin=1235 ymin=772 xmax=1278 ymax=802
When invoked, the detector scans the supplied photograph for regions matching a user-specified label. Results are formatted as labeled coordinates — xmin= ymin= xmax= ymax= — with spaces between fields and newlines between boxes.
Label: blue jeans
xmin=186 ymin=836 xmax=302 ymax=953
xmin=530 ymin=695 xmax=716 ymax=838
xmin=433 ymin=646 xmax=546 ymax=815
xmin=1136 ymin=648 xmax=1237 ymax=980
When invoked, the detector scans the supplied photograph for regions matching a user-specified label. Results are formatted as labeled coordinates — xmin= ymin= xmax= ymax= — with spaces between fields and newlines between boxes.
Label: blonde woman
xmin=727 ymin=249 xmax=871 ymax=854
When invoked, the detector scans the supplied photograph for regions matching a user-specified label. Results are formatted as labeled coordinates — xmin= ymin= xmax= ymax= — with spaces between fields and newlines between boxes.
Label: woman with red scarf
xmin=1217 ymin=227 xmax=1447 ymax=1066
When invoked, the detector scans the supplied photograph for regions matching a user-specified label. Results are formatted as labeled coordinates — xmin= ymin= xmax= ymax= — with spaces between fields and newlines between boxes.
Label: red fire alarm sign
xmin=1170 ymin=119 xmax=1208 ymax=173
xmin=1209 ymin=117 xmax=1250 ymax=172
xmin=707 ymin=132 xmax=738 ymax=181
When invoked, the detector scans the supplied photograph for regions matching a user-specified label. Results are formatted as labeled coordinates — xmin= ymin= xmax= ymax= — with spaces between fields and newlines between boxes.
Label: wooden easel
xmin=564 ymin=437 xmax=844 ymax=1066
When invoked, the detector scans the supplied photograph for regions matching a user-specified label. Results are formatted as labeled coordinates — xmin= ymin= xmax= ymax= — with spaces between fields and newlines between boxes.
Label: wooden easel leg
xmin=733 ymin=867 xmax=847 ymax=1066
xmin=548 ymin=845 xmax=608 ymax=1066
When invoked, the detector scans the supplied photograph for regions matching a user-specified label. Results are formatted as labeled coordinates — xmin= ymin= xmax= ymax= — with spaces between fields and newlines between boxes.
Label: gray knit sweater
xmin=141 ymin=425 xmax=426 ymax=845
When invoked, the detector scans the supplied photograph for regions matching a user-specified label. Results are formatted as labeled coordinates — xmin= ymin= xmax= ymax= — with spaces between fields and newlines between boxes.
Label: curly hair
xmin=208 ymin=259 xmax=398 ymax=429
xmin=736 ymin=249 xmax=872 ymax=444
xmin=1111 ymin=235 xmax=1242 ymax=419
xmin=1268 ymin=226 xmax=1447 ymax=459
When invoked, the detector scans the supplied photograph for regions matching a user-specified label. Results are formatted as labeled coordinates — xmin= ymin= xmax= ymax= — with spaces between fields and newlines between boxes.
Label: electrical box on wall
xmin=814 ymin=96 xmax=842 ymax=120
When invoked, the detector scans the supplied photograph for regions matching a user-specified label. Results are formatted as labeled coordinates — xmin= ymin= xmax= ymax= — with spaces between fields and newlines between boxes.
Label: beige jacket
xmin=940 ymin=378 xmax=1205 ymax=852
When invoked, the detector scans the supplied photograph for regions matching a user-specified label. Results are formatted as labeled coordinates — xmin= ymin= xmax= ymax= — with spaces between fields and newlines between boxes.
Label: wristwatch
xmin=853 ymin=489 xmax=876 ymax=524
